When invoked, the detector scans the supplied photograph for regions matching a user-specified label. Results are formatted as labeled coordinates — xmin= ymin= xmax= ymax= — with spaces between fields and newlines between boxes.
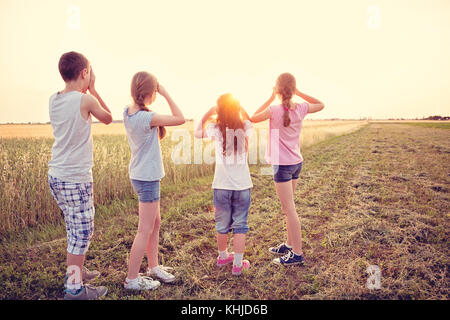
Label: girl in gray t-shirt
xmin=123 ymin=71 xmax=185 ymax=290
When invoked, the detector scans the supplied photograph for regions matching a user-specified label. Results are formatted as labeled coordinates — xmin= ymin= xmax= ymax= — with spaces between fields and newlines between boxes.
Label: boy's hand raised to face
xmin=88 ymin=68 xmax=96 ymax=94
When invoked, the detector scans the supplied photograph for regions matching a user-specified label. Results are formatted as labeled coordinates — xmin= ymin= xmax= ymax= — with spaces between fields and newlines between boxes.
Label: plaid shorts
xmin=48 ymin=175 xmax=95 ymax=255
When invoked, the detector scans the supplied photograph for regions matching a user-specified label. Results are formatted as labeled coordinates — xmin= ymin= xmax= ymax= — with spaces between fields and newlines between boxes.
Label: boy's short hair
xmin=58 ymin=51 xmax=89 ymax=82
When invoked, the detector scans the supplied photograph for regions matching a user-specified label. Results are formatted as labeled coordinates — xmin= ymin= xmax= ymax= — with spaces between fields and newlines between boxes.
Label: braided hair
xmin=276 ymin=73 xmax=296 ymax=127
xmin=130 ymin=71 xmax=166 ymax=139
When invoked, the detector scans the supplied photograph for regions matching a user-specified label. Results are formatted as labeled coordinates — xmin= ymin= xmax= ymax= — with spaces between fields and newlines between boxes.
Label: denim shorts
xmin=213 ymin=188 xmax=251 ymax=234
xmin=273 ymin=161 xmax=303 ymax=183
xmin=130 ymin=179 xmax=160 ymax=203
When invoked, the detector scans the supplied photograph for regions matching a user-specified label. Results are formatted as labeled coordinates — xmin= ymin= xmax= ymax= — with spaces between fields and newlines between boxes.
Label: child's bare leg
xmin=286 ymin=178 xmax=299 ymax=247
xmin=275 ymin=181 xmax=303 ymax=255
xmin=146 ymin=205 xmax=161 ymax=269
xmin=232 ymin=233 xmax=246 ymax=268
xmin=232 ymin=233 xmax=245 ymax=254
xmin=127 ymin=201 xmax=159 ymax=279
xmin=216 ymin=233 xmax=229 ymax=252
xmin=67 ymin=253 xmax=84 ymax=286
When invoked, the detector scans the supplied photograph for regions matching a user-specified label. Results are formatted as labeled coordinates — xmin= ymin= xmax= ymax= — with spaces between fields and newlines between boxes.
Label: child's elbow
xmin=250 ymin=116 xmax=260 ymax=123
xmin=176 ymin=117 xmax=186 ymax=126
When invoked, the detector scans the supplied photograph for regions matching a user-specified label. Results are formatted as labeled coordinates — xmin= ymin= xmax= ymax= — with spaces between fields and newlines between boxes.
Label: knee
xmin=153 ymin=214 xmax=161 ymax=230
xmin=137 ymin=225 xmax=152 ymax=239
xmin=281 ymin=201 xmax=296 ymax=214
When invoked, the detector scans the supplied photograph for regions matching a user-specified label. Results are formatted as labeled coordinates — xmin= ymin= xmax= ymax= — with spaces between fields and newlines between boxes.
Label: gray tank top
xmin=48 ymin=91 xmax=93 ymax=183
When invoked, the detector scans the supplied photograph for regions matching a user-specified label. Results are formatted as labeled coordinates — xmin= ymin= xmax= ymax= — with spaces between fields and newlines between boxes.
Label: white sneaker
xmin=124 ymin=276 xmax=161 ymax=290
xmin=146 ymin=265 xmax=176 ymax=283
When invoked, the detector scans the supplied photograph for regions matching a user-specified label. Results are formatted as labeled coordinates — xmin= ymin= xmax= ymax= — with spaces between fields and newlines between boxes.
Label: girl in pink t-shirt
xmin=251 ymin=73 xmax=325 ymax=266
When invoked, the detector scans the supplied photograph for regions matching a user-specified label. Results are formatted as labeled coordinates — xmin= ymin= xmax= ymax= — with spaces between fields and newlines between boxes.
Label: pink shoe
xmin=232 ymin=260 xmax=250 ymax=276
xmin=217 ymin=252 xmax=234 ymax=267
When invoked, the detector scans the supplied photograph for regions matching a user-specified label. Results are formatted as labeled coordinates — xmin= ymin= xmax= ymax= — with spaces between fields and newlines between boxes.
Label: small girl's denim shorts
xmin=213 ymin=188 xmax=251 ymax=234
xmin=130 ymin=179 xmax=160 ymax=203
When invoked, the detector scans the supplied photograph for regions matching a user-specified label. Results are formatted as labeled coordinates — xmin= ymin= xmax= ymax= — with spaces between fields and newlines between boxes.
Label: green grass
xmin=400 ymin=122 xmax=450 ymax=129
xmin=1 ymin=122 xmax=449 ymax=299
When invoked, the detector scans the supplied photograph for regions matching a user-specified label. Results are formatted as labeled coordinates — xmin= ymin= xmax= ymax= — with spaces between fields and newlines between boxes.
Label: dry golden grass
xmin=0 ymin=120 xmax=366 ymax=138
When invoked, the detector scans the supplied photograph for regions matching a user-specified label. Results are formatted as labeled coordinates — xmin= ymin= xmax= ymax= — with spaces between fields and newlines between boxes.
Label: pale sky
xmin=0 ymin=0 xmax=449 ymax=123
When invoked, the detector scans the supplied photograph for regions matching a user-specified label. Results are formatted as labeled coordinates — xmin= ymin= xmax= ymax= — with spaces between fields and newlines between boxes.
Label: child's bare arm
xmin=150 ymin=84 xmax=185 ymax=127
xmin=83 ymin=68 xmax=113 ymax=124
xmin=194 ymin=106 xmax=216 ymax=139
xmin=82 ymin=95 xmax=113 ymax=124
xmin=295 ymin=89 xmax=325 ymax=113
xmin=250 ymin=88 xmax=276 ymax=123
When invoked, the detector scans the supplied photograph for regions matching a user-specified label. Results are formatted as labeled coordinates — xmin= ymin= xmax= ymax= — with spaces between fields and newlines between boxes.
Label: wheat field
xmin=0 ymin=120 xmax=367 ymax=236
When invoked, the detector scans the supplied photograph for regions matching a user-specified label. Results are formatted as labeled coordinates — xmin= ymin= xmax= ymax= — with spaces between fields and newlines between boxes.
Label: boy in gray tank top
xmin=47 ymin=51 xmax=112 ymax=300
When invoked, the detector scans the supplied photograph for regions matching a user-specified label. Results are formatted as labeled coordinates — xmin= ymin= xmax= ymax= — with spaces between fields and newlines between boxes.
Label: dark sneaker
xmin=82 ymin=267 xmax=101 ymax=281
xmin=64 ymin=284 xmax=108 ymax=300
xmin=273 ymin=251 xmax=305 ymax=266
xmin=268 ymin=243 xmax=292 ymax=256
xmin=64 ymin=267 xmax=100 ymax=289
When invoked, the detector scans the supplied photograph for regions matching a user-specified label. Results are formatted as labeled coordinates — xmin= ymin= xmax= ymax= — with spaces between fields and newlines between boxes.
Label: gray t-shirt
xmin=123 ymin=107 xmax=165 ymax=181
xmin=48 ymin=91 xmax=93 ymax=183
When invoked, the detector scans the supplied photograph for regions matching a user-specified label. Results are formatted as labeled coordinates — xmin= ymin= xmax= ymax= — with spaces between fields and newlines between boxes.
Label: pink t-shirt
xmin=265 ymin=102 xmax=309 ymax=165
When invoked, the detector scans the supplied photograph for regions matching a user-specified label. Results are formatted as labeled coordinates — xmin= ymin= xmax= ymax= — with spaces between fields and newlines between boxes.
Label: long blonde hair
xmin=276 ymin=73 xmax=296 ymax=127
xmin=130 ymin=71 xmax=166 ymax=139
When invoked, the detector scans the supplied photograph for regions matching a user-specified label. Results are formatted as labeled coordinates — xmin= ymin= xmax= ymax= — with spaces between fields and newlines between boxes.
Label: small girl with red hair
xmin=195 ymin=94 xmax=253 ymax=276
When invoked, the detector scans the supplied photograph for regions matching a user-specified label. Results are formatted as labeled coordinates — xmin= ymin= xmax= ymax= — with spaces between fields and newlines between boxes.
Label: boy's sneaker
xmin=82 ymin=266 xmax=101 ymax=281
xmin=217 ymin=252 xmax=235 ymax=267
xmin=232 ymin=260 xmax=250 ymax=276
xmin=273 ymin=251 xmax=305 ymax=266
xmin=64 ymin=267 xmax=100 ymax=289
xmin=145 ymin=266 xmax=176 ymax=283
xmin=63 ymin=284 xmax=108 ymax=300
xmin=269 ymin=243 xmax=292 ymax=256
xmin=124 ymin=275 xmax=161 ymax=291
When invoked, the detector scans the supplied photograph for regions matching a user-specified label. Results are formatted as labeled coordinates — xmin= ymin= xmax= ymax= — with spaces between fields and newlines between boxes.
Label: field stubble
xmin=0 ymin=121 xmax=448 ymax=299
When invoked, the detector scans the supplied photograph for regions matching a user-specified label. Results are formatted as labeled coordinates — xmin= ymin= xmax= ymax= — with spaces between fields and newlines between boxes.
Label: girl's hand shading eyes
xmin=270 ymin=87 xmax=277 ymax=101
